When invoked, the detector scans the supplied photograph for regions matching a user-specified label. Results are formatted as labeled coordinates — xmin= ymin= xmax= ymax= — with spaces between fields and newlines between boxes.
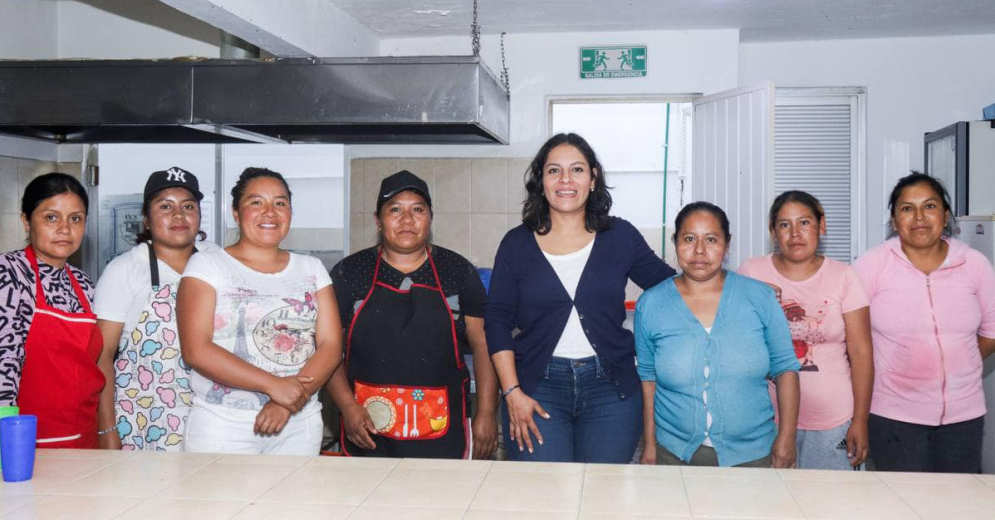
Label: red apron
xmin=16 ymin=246 xmax=105 ymax=449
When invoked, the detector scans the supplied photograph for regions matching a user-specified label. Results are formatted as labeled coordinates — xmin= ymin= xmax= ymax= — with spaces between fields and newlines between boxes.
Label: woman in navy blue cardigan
xmin=485 ymin=133 xmax=676 ymax=463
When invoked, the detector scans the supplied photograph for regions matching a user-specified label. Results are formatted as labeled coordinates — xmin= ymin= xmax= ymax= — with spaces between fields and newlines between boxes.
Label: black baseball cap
xmin=144 ymin=167 xmax=204 ymax=203
xmin=376 ymin=170 xmax=432 ymax=213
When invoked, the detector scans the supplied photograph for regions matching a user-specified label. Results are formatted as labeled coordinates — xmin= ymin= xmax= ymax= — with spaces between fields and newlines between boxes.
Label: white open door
xmin=692 ymin=81 xmax=775 ymax=269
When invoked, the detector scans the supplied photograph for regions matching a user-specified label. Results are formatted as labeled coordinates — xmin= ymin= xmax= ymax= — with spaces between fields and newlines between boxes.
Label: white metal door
xmin=692 ymin=81 xmax=775 ymax=269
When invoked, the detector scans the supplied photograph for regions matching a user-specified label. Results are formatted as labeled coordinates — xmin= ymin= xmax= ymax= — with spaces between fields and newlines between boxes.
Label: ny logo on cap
xmin=165 ymin=167 xmax=187 ymax=183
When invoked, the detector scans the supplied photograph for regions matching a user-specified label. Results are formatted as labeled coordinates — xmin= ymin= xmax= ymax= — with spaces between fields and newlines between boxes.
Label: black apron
xmin=342 ymin=248 xmax=470 ymax=458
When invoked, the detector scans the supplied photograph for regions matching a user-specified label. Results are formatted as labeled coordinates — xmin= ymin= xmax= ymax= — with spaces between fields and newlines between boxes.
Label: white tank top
xmin=542 ymin=239 xmax=597 ymax=359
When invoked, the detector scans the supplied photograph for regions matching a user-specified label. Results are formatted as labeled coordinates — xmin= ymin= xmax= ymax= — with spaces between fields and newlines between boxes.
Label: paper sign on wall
xmin=580 ymin=45 xmax=647 ymax=79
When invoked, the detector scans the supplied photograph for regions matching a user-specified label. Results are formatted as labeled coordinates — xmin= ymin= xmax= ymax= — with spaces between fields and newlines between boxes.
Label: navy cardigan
xmin=485 ymin=218 xmax=676 ymax=400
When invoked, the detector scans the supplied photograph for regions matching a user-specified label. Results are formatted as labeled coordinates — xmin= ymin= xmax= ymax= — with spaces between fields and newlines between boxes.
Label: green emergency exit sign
xmin=580 ymin=45 xmax=647 ymax=79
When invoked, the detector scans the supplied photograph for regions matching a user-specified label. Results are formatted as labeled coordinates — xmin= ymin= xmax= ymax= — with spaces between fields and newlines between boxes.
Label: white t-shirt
xmin=181 ymin=249 xmax=332 ymax=412
xmin=94 ymin=241 xmax=218 ymax=324
xmin=542 ymin=239 xmax=597 ymax=359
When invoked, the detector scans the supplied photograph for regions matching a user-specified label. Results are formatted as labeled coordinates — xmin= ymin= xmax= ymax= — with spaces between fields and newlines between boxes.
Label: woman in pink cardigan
xmin=854 ymin=173 xmax=995 ymax=473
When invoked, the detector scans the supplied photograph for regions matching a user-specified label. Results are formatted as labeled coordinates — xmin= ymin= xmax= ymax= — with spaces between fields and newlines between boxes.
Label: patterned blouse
xmin=0 ymin=249 xmax=95 ymax=406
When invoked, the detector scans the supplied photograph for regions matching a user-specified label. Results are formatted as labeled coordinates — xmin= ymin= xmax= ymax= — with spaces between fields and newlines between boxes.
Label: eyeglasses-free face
xmin=232 ymin=176 xmax=292 ymax=249
xmin=675 ymin=211 xmax=728 ymax=283
xmin=542 ymin=144 xmax=595 ymax=218
xmin=891 ymin=182 xmax=949 ymax=251
xmin=146 ymin=187 xmax=201 ymax=249
xmin=377 ymin=190 xmax=432 ymax=254
xmin=21 ymin=192 xmax=87 ymax=268
xmin=771 ymin=201 xmax=825 ymax=263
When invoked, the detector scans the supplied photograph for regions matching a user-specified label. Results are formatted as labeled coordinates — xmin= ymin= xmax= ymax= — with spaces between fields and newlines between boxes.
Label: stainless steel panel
xmin=0 ymin=57 xmax=509 ymax=144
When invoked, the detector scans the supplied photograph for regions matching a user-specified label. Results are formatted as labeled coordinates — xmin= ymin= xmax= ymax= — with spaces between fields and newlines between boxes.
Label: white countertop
xmin=2 ymin=449 xmax=995 ymax=519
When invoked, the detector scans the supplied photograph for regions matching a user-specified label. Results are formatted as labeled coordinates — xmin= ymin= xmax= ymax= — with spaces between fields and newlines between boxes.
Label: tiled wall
xmin=349 ymin=157 xmax=532 ymax=269
xmin=349 ymin=158 xmax=670 ymax=301
xmin=0 ymin=156 xmax=82 ymax=255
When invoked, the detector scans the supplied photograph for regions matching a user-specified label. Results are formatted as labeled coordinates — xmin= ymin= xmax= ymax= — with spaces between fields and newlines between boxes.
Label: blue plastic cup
xmin=0 ymin=415 xmax=37 ymax=482
xmin=0 ymin=406 xmax=19 ymax=471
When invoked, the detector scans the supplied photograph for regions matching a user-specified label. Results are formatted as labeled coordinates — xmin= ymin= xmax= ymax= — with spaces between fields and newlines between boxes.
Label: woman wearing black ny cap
xmin=326 ymin=170 xmax=500 ymax=459
xmin=94 ymin=167 xmax=215 ymax=450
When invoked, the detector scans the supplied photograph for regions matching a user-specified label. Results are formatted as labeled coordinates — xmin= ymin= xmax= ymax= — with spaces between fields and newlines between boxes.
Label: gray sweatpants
xmin=797 ymin=420 xmax=864 ymax=470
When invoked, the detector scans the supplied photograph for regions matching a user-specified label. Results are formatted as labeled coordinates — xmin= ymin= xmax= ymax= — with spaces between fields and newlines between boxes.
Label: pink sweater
xmin=854 ymin=238 xmax=995 ymax=425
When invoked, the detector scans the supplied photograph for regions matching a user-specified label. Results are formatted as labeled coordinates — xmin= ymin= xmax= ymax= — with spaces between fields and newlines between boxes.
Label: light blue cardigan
xmin=635 ymin=270 xmax=799 ymax=467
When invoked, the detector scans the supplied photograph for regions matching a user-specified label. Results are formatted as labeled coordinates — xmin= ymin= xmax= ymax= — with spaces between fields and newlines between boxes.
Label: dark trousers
xmin=655 ymin=442 xmax=772 ymax=468
xmin=868 ymin=413 xmax=983 ymax=473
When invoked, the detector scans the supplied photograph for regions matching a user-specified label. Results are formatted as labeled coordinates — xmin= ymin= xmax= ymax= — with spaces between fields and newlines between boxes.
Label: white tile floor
xmin=3 ymin=450 xmax=995 ymax=519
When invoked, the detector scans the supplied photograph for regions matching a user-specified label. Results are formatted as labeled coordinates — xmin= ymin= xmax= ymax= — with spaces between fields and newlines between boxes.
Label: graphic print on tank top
xmin=780 ymin=298 xmax=828 ymax=372
xmin=205 ymin=286 xmax=319 ymax=408
xmin=252 ymin=292 xmax=317 ymax=366
xmin=205 ymin=300 xmax=269 ymax=408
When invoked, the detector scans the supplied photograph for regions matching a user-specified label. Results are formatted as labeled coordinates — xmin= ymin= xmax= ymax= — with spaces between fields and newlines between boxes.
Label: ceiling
xmin=329 ymin=0 xmax=995 ymax=42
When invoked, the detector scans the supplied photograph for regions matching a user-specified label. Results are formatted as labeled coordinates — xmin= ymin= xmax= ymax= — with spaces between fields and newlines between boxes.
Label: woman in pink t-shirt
xmin=854 ymin=173 xmax=995 ymax=473
xmin=739 ymin=191 xmax=873 ymax=470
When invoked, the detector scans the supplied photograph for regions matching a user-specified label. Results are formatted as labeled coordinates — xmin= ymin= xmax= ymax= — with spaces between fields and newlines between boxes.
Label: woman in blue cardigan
xmin=636 ymin=202 xmax=800 ymax=467
xmin=485 ymin=133 xmax=676 ymax=463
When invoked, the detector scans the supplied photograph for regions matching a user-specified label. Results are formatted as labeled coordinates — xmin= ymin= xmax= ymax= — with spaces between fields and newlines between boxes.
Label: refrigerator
xmin=924 ymin=121 xmax=995 ymax=217
xmin=954 ymin=215 xmax=995 ymax=472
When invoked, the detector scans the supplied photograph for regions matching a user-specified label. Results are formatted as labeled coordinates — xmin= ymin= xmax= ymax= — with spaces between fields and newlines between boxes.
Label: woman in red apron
xmin=0 ymin=173 xmax=104 ymax=449
xmin=327 ymin=170 xmax=499 ymax=459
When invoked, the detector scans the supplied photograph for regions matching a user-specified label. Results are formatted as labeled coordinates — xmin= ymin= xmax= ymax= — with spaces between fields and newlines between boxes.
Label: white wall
xmin=0 ymin=0 xmax=60 ymax=175
xmin=199 ymin=0 xmax=379 ymax=57
xmin=0 ymin=0 xmax=58 ymax=58
xmin=739 ymin=33 xmax=995 ymax=249
xmin=349 ymin=29 xmax=739 ymax=159
xmin=57 ymin=0 xmax=220 ymax=59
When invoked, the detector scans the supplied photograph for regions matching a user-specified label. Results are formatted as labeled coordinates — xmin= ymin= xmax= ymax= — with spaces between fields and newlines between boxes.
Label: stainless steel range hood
xmin=0 ymin=56 xmax=509 ymax=145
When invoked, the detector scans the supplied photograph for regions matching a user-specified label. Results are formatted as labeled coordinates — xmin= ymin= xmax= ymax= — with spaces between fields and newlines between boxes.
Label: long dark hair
xmin=521 ymin=133 xmax=613 ymax=235
xmin=887 ymin=171 xmax=955 ymax=237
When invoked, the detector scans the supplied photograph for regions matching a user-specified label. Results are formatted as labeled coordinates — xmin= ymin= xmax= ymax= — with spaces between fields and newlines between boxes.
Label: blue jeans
xmin=502 ymin=356 xmax=642 ymax=463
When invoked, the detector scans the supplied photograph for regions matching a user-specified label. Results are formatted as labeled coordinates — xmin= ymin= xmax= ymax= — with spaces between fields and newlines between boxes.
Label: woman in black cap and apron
xmin=327 ymin=170 xmax=499 ymax=459
xmin=94 ymin=167 xmax=214 ymax=450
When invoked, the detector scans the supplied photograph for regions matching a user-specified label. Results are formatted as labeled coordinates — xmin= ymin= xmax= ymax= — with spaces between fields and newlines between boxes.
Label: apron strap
xmin=425 ymin=248 xmax=464 ymax=370
xmin=147 ymin=242 xmax=160 ymax=290
xmin=148 ymin=242 xmax=199 ymax=291
xmin=24 ymin=246 xmax=46 ymax=308
xmin=24 ymin=245 xmax=92 ymax=314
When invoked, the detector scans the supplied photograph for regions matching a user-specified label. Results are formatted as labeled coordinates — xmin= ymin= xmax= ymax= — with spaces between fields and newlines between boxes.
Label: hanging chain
xmin=471 ymin=0 xmax=481 ymax=57
xmin=500 ymin=32 xmax=510 ymax=93
xmin=470 ymin=0 xmax=509 ymax=96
